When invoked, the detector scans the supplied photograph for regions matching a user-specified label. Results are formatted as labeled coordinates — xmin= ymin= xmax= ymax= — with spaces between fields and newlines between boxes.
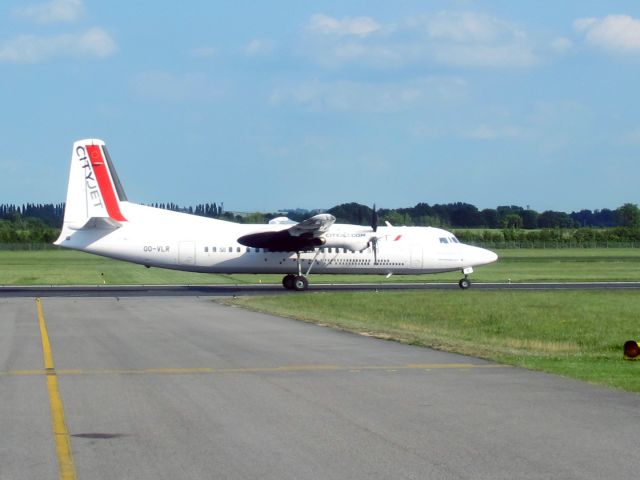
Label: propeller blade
xmin=371 ymin=204 xmax=378 ymax=233
xmin=371 ymin=237 xmax=378 ymax=265
xmin=369 ymin=204 xmax=379 ymax=264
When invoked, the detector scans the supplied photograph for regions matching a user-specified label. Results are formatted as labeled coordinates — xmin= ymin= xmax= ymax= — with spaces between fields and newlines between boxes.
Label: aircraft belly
xmin=194 ymin=253 xmax=414 ymax=275
xmin=73 ymin=242 xmax=464 ymax=277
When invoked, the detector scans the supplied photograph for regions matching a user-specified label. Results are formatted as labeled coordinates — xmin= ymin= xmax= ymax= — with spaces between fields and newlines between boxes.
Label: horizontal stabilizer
xmin=70 ymin=216 xmax=122 ymax=231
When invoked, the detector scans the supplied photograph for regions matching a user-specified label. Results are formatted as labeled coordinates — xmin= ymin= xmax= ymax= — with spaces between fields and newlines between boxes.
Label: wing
xmin=287 ymin=213 xmax=335 ymax=236
xmin=238 ymin=213 xmax=335 ymax=252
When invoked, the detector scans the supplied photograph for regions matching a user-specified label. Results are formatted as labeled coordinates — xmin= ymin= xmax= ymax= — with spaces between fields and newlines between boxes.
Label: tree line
xmin=453 ymin=225 xmax=640 ymax=248
xmin=325 ymin=202 xmax=640 ymax=229
xmin=1 ymin=201 xmax=639 ymax=245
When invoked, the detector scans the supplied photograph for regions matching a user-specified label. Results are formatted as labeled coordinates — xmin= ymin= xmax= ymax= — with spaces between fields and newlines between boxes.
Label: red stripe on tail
xmin=86 ymin=145 xmax=127 ymax=222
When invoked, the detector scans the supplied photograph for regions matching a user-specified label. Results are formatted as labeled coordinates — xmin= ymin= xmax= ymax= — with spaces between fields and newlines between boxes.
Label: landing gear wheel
xmin=282 ymin=274 xmax=296 ymax=290
xmin=459 ymin=278 xmax=471 ymax=289
xmin=293 ymin=275 xmax=309 ymax=291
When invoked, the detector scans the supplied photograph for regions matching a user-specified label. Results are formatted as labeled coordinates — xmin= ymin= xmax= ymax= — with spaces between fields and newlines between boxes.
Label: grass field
xmin=0 ymin=247 xmax=639 ymax=285
xmin=228 ymin=290 xmax=640 ymax=393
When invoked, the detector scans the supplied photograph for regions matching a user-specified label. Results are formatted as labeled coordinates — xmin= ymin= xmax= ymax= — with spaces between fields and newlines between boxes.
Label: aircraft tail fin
xmin=55 ymin=139 xmax=128 ymax=243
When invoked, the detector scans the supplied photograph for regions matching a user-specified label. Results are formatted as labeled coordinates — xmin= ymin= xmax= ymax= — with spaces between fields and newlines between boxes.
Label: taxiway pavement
xmin=1 ymin=296 xmax=638 ymax=479
xmin=1 ymin=280 xmax=640 ymax=298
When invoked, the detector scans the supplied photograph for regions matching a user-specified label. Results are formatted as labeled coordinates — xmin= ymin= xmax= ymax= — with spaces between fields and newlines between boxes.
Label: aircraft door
xmin=179 ymin=241 xmax=196 ymax=266
xmin=410 ymin=245 xmax=422 ymax=269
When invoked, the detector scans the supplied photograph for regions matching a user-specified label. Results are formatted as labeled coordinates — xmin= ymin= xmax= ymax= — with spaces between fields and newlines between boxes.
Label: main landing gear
xmin=282 ymin=274 xmax=308 ymax=291
xmin=282 ymin=250 xmax=321 ymax=291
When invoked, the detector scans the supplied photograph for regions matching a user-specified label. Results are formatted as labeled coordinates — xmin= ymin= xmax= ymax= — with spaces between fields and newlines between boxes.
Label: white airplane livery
xmin=55 ymin=139 xmax=498 ymax=290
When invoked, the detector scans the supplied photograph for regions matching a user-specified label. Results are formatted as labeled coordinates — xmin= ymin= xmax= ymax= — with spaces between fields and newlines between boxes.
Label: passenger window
xmin=237 ymin=247 xmax=241 ymax=253
xmin=204 ymin=246 xmax=208 ymax=252
xmin=220 ymin=247 xmax=226 ymax=252
xmin=212 ymin=247 xmax=217 ymax=252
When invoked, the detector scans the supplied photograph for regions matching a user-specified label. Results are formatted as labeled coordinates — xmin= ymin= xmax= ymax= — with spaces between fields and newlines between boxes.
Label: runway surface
xmin=2 ymin=280 xmax=640 ymax=297
xmin=1 ymin=296 xmax=639 ymax=480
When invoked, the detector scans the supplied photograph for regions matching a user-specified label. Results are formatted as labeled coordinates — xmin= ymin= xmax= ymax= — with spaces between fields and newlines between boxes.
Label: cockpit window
xmin=439 ymin=237 xmax=449 ymax=244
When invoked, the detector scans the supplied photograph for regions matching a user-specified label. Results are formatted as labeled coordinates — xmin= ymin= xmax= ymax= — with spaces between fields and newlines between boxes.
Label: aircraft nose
xmin=483 ymin=248 xmax=498 ymax=264
xmin=465 ymin=246 xmax=498 ymax=266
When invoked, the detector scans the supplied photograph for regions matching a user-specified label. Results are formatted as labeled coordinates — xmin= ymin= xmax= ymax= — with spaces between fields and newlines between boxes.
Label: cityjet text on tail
xmin=55 ymin=139 xmax=498 ymax=290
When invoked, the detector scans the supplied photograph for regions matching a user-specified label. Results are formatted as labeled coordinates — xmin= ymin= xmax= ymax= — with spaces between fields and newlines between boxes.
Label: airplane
xmin=54 ymin=139 xmax=498 ymax=290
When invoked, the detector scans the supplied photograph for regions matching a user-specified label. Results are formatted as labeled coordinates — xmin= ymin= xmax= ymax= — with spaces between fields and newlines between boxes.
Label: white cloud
xmin=622 ymin=126 xmax=640 ymax=144
xmin=131 ymin=71 xmax=223 ymax=103
xmin=550 ymin=37 xmax=573 ymax=53
xmin=269 ymin=77 xmax=467 ymax=113
xmin=307 ymin=14 xmax=381 ymax=37
xmin=425 ymin=11 xmax=522 ymax=43
xmin=423 ymin=12 xmax=539 ymax=67
xmin=433 ymin=43 xmax=539 ymax=67
xmin=0 ymin=27 xmax=116 ymax=63
xmin=463 ymin=124 xmax=534 ymax=141
xmin=244 ymin=39 xmax=275 ymax=56
xmin=575 ymin=14 xmax=640 ymax=52
xmin=189 ymin=46 xmax=217 ymax=58
xmin=14 ymin=0 xmax=84 ymax=24
xmin=310 ymin=41 xmax=408 ymax=68
xmin=0 ymin=160 xmax=21 ymax=173
xmin=301 ymin=11 xmax=540 ymax=69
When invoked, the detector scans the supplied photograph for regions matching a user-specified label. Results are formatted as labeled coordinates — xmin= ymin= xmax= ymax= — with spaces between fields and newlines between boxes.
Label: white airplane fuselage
xmin=59 ymin=202 xmax=496 ymax=276
xmin=54 ymin=139 xmax=498 ymax=288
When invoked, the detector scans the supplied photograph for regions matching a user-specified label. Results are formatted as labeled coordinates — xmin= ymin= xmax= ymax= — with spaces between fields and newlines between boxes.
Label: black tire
xmin=459 ymin=278 xmax=471 ymax=289
xmin=293 ymin=275 xmax=309 ymax=291
xmin=282 ymin=274 xmax=296 ymax=290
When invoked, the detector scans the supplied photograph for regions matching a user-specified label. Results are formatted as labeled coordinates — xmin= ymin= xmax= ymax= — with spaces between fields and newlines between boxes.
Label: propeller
xmin=370 ymin=204 xmax=379 ymax=264
xmin=371 ymin=203 xmax=378 ymax=233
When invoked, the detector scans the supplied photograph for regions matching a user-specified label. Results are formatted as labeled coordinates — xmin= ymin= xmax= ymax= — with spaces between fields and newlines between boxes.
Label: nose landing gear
xmin=459 ymin=267 xmax=474 ymax=289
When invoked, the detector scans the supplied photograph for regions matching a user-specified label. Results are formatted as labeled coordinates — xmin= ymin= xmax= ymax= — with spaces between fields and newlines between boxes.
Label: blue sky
xmin=1 ymin=0 xmax=639 ymax=213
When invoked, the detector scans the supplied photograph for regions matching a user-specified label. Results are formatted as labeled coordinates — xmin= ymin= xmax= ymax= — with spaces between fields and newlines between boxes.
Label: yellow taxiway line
xmin=36 ymin=298 xmax=77 ymax=480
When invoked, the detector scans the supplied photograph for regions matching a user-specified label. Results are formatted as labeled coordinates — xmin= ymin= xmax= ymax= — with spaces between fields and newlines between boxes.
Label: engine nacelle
xmin=323 ymin=234 xmax=370 ymax=252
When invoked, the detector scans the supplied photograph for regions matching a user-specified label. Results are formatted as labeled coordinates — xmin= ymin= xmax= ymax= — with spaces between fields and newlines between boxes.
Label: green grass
xmin=474 ymin=248 xmax=640 ymax=283
xmin=0 ymin=247 xmax=638 ymax=285
xmin=0 ymin=250 xmax=244 ymax=285
xmin=228 ymin=290 xmax=640 ymax=393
